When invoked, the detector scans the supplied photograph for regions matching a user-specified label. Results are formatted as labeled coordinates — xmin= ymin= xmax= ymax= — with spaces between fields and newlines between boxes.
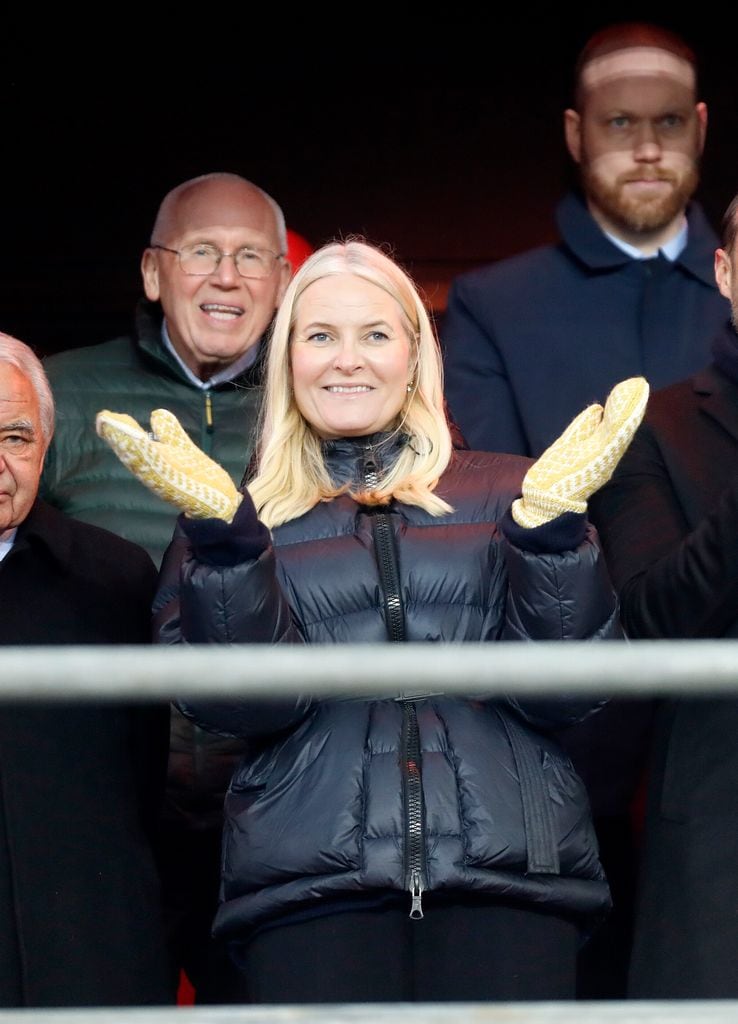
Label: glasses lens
xmin=179 ymin=244 xmax=220 ymax=275
xmin=235 ymin=247 xmax=275 ymax=279
xmin=175 ymin=244 xmax=278 ymax=278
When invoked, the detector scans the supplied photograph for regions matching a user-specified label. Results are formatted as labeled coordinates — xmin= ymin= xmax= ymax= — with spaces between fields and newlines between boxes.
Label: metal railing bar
xmin=0 ymin=996 xmax=737 ymax=1022
xmin=1 ymin=639 xmax=738 ymax=701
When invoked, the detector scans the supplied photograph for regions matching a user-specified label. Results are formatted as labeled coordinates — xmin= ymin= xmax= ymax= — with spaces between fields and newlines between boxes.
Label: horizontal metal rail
xmin=1 ymin=998 xmax=738 ymax=1022
xmin=1 ymin=639 xmax=738 ymax=701
xmin=3 ymin=641 xmax=738 ymax=1021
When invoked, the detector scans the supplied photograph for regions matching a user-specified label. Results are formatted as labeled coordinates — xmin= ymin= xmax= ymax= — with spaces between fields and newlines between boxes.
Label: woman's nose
xmin=333 ymin=338 xmax=364 ymax=372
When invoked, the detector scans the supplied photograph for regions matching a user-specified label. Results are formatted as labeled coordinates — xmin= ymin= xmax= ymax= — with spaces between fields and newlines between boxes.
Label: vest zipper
xmin=203 ymin=391 xmax=214 ymax=456
xmin=363 ymin=446 xmax=427 ymax=918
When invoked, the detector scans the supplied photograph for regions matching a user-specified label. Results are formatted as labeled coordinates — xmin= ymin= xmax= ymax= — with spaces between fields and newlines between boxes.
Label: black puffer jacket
xmin=155 ymin=435 xmax=619 ymax=937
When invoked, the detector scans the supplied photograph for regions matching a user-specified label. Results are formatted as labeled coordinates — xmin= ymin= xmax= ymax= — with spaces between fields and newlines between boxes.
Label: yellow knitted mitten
xmin=511 ymin=376 xmax=649 ymax=528
xmin=95 ymin=408 xmax=242 ymax=522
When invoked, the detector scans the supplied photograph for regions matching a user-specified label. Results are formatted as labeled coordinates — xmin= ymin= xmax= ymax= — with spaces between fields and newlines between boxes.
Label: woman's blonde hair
xmin=247 ymin=239 xmax=454 ymax=527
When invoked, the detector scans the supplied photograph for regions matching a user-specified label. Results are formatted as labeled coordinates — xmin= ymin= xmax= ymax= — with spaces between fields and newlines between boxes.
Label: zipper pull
xmin=409 ymin=869 xmax=424 ymax=920
xmin=363 ymin=450 xmax=379 ymax=490
xmin=205 ymin=392 xmax=214 ymax=434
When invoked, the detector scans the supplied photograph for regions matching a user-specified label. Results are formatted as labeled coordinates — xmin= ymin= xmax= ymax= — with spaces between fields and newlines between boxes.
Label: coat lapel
xmin=694 ymin=365 xmax=738 ymax=445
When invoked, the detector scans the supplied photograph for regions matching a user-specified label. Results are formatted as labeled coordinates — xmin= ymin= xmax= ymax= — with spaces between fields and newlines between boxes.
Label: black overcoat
xmin=590 ymin=343 xmax=738 ymax=998
xmin=0 ymin=500 xmax=173 ymax=1006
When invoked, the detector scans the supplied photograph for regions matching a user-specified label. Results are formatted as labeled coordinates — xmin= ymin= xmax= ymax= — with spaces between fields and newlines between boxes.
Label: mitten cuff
xmin=511 ymin=489 xmax=587 ymax=528
xmin=502 ymin=507 xmax=588 ymax=553
xmin=179 ymin=495 xmax=270 ymax=566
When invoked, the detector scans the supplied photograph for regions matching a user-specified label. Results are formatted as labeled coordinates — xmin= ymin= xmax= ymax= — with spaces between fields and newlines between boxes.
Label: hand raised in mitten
xmin=512 ymin=376 xmax=649 ymax=528
xmin=95 ymin=408 xmax=242 ymax=522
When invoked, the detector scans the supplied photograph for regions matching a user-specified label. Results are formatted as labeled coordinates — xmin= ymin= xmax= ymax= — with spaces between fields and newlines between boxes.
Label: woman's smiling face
xmin=290 ymin=273 xmax=414 ymax=439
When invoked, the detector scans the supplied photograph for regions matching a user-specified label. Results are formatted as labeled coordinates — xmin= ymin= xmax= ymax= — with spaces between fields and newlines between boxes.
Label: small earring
xmin=407 ymin=380 xmax=414 ymax=393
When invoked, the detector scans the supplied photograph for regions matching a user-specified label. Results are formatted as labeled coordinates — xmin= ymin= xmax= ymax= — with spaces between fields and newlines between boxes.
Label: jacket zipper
xmin=402 ymin=700 xmax=426 ymax=919
xmin=363 ymin=450 xmax=405 ymax=643
xmin=363 ymin=447 xmax=427 ymax=918
xmin=375 ymin=506 xmax=404 ymax=640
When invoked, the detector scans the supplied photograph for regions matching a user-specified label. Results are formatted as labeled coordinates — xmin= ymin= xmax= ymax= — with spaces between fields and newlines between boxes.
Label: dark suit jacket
xmin=590 ymin=346 xmax=738 ymax=997
xmin=441 ymin=192 xmax=728 ymax=458
xmin=0 ymin=500 xmax=174 ymax=1006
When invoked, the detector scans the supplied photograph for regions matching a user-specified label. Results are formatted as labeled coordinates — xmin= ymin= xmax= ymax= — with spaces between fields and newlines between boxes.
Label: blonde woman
xmin=98 ymin=240 xmax=647 ymax=1004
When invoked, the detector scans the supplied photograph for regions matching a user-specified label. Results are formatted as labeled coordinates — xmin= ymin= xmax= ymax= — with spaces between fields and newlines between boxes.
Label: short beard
xmin=581 ymin=162 xmax=700 ymax=236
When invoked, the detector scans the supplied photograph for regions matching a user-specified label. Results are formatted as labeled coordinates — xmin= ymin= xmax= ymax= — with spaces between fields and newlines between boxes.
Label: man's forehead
xmin=167 ymin=183 xmax=277 ymax=242
xmin=581 ymin=47 xmax=696 ymax=93
xmin=0 ymin=364 xmax=39 ymax=415
xmin=584 ymin=73 xmax=696 ymax=113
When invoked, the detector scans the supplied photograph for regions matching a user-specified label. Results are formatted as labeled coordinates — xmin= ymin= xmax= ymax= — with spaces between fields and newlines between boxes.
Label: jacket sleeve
xmin=590 ymin=418 xmax=738 ymax=639
xmin=153 ymin=521 xmax=314 ymax=739
xmin=440 ymin=276 xmax=529 ymax=455
xmin=499 ymin=518 xmax=621 ymax=729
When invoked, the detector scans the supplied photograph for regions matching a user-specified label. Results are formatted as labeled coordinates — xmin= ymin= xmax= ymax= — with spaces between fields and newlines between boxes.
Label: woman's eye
xmin=307 ymin=332 xmax=330 ymax=344
xmin=367 ymin=331 xmax=389 ymax=343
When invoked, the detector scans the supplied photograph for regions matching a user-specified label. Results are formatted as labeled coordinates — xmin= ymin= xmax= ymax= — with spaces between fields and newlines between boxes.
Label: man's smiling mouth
xmin=200 ymin=303 xmax=244 ymax=321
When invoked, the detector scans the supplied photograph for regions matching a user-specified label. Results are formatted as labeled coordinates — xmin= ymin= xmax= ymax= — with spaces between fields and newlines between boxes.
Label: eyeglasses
xmin=151 ymin=242 xmax=284 ymax=280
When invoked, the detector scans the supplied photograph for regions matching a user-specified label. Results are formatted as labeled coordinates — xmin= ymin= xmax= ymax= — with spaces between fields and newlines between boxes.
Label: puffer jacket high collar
xmin=321 ymin=431 xmax=410 ymax=489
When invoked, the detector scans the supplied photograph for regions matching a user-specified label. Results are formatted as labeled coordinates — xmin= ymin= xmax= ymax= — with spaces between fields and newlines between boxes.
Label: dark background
xmin=3 ymin=9 xmax=736 ymax=356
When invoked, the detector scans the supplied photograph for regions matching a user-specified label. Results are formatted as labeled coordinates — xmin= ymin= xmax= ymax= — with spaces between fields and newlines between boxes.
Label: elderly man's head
xmin=0 ymin=334 xmax=54 ymax=532
xmin=141 ymin=173 xmax=291 ymax=381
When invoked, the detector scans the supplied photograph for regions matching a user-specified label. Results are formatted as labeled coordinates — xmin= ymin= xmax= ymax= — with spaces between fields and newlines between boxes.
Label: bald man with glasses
xmin=40 ymin=171 xmax=292 ymax=1003
xmin=42 ymin=171 xmax=291 ymax=563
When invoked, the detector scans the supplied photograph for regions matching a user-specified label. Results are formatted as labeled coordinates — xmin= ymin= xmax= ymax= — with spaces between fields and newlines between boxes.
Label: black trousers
xmin=232 ymin=898 xmax=580 ymax=1004
xmin=155 ymin=822 xmax=244 ymax=1004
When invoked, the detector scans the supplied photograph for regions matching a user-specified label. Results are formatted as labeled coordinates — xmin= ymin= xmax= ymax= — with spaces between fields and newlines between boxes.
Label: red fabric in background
xmin=177 ymin=970 xmax=195 ymax=1005
xmin=286 ymin=229 xmax=314 ymax=271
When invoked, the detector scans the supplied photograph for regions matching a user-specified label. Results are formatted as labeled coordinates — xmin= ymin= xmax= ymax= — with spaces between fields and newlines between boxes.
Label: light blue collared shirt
xmin=161 ymin=321 xmax=261 ymax=390
xmin=0 ymin=528 xmax=17 ymax=563
xmin=604 ymin=217 xmax=688 ymax=262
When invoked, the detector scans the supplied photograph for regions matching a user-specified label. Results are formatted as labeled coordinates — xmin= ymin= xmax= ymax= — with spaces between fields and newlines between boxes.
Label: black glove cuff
xmin=501 ymin=507 xmax=587 ymax=554
xmin=178 ymin=494 xmax=270 ymax=566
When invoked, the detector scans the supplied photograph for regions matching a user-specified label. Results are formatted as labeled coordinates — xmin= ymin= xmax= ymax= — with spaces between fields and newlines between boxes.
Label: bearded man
xmin=441 ymin=21 xmax=726 ymax=458
xmin=440 ymin=21 xmax=729 ymax=1001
